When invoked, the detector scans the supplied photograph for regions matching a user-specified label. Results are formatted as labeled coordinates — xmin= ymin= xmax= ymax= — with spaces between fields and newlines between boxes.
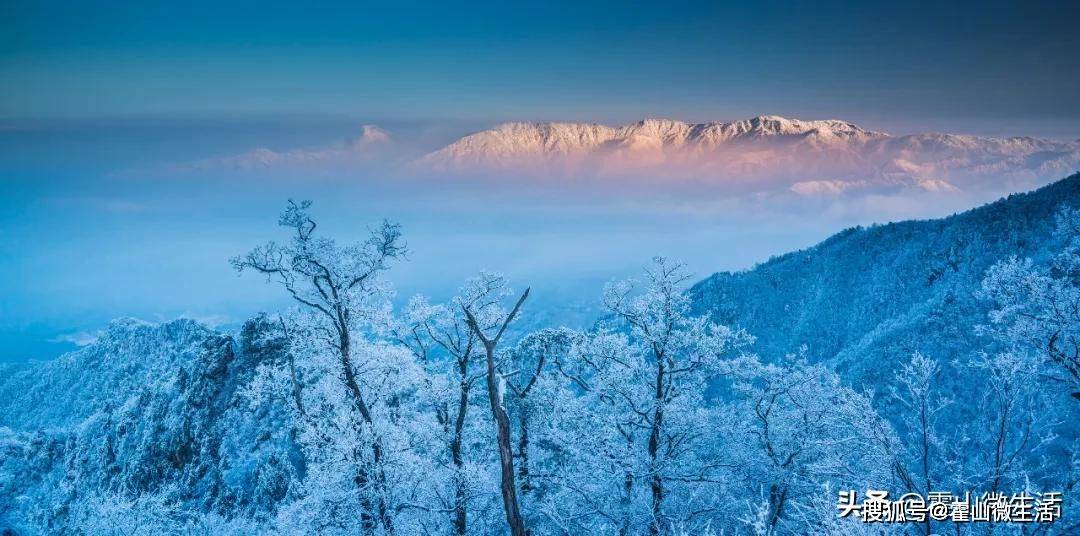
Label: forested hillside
xmin=691 ymin=173 xmax=1080 ymax=388
xmin=0 ymin=318 xmax=301 ymax=531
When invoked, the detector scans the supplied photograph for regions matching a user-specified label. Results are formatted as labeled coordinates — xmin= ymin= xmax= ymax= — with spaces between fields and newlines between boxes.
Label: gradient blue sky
xmin=3 ymin=0 xmax=1079 ymax=135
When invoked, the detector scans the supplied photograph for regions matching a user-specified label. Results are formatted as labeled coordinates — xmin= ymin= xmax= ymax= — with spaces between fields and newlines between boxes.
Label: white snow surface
xmin=416 ymin=115 xmax=1080 ymax=195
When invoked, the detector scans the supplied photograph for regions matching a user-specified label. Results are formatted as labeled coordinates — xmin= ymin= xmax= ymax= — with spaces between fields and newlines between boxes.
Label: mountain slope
xmin=420 ymin=116 xmax=884 ymax=162
xmin=417 ymin=115 xmax=1080 ymax=196
xmin=0 ymin=317 xmax=301 ymax=530
xmin=689 ymin=172 xmax=1080 ymax=388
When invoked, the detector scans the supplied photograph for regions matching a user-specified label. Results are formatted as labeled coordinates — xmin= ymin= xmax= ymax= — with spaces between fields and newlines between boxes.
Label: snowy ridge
xmin=0 ymin=318 xmax=227 ymax=429
xmin=417 ymin=115 xmax=1080 ymax=195
xmin=418 ymin=115 xmax=886 ymax=169
xmin=690 ymin=172 xmax=1080 ymax=388
xmin=170 ymin=115 xmax=1080 ymax=198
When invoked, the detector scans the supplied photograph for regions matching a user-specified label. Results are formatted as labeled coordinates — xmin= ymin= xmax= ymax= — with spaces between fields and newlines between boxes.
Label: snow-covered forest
xmin=2 ymin=175 xmax=1079 ymax=536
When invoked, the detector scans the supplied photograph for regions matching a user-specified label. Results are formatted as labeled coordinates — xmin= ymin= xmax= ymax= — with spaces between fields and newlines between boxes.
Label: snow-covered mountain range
xmin=170 ymin=115 xmax=1080 ymax=200
xmin=416 ymin=115 xmax=1080 ymax=195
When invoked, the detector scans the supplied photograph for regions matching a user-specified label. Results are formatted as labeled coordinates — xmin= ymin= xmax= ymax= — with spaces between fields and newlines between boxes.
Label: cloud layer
xmin=157 ymin=114 xmax=1080 ymax=226
xmin=184 ymin=125 xmax=399 ymax=171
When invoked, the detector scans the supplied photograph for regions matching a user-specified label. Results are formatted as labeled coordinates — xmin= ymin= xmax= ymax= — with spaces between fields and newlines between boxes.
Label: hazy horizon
xmin=1 ymin=112 xmax=1068 ymax=362
xmin=3 ymin=0 xmax=1079 ymax=361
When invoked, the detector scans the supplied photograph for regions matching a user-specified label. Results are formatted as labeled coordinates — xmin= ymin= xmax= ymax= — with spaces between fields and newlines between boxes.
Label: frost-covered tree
xmin=885 ymin=350 xmax=1068 ymax=536
xmin=588 ymin=257 xmax=753 ymax=535
xmin=256 ymin=329 xmax=436 ymax=535
xmin=526 ymin=329 xmax=642 ymax=534
xmin=393 ymin=276 xmax=512 ymax=536
xmin=233 ymin=200 xmax=406 ymax=534
xmin=68 ymin=492 xmax=259 ymax=536
xmin=981 ymin=205 xmax=1080 ymax=400
xmin=504 ymin=327 xmax=582 ymax=501
xmin=975 ymin=204 xmax=1080 ymax=535
xmin=970 ymin=352 xmax=1057 ymax=494
xmin=723 ymin=353 xmax=896 ymax=535
xmin=460 ymin=273 xmax=531 ymax=536
xmin=888 ymin=352 xmax=953 ymax=536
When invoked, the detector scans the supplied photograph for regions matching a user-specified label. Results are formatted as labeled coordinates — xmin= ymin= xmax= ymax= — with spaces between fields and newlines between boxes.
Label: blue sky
xmin=1 ymin=1 xmax=1079 ymax=361
xmin=3 ymin=0 xmax=1079 ymax=134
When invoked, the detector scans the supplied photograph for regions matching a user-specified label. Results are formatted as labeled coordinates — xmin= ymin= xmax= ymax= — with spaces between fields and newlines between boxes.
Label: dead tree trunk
xmin=485 ymin=338 xmax=528 ymax=536
xmin=464 ymin=288 xmax=531 ymax=536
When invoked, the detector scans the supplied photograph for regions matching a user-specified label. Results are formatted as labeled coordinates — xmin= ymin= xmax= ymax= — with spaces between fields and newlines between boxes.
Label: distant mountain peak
xmin=417 ymin=115 xmax=888 ymax=170
xmin=186 ymin=124 xmax=396 ymax=171
xmin=355 ymin=124 xmax=392 ymax=146
xmin=415 ymin=116 xmax=1080 ymax=194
